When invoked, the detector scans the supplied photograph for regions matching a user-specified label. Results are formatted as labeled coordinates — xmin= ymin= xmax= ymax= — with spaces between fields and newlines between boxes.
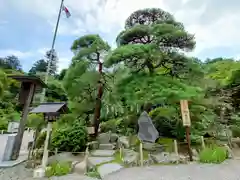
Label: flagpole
xmin=40 ymin=0 xmax=64 ymax=172
xmin=40 ymin=0 xmax=64 ymax=103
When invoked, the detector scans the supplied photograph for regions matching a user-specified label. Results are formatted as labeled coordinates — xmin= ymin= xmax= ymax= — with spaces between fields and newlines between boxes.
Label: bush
xmin=199 ymin=145 xmax=227 ymax=164
xmin=129 ymin=135 xmax=140 ymax=147
xmin=51 ymin=121 xmax=88 ymax=153
xmin=0 ymin=118 xmax=8 ymax=130
xmin=45 ymin=161 xmax=71 ymax=177
xmin=35 ymin=131 xmax=46 ymax=149
xmin=86 ymin=167 xmax=101 ymax=179
xmin=101 ymin=114 xmax=139 ymax=136
xmin=156 ymin=138 xmax=174 ymax=152
xmin=101 ymin=119 xmax=119 ymax=133
xmin=231 ymin=126 xmax=240 ymax=137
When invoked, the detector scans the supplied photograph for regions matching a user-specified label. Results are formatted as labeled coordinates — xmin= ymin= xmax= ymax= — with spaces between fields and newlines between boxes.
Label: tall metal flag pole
xmin=40 ymin=0 xmax=64 ymax=103
xmin=40 ymin=0 xmax=64 ymax=172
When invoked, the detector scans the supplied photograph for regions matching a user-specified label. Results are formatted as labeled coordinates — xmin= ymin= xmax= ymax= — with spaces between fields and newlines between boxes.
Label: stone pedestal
xmin=33 ymin=167 xmax=45 ymax=178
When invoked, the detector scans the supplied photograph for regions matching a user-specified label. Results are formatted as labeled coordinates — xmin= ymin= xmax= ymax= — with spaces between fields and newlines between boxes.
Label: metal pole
xmin=40 ymin=0 xmax=64 ymax=170
xmin=40 ymin=0 xmax=64 ymax=103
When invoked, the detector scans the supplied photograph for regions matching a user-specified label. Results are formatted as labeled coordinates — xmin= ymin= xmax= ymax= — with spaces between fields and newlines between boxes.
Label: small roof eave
xmin=30 ymin=102 xmax=68 ymax=114
xmin=8 ymin=75 xmax=47 ymax=88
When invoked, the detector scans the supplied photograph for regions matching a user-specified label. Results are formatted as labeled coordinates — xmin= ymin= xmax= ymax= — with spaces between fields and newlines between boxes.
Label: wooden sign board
xmin=180 ymin=100 xmax=191 ymax=126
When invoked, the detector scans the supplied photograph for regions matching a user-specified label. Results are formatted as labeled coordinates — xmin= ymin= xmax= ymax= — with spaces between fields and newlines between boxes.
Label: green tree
xmin=0 ymin=56 xmax=22 ymax=71
xmin=45 ymin=49 xmax=58 ymax=75
xmin=29 ymin=49 xmax=58 ymax=75
xmin=29 ymin=59 xmax=48 ymax=75
xmin=105 ymin=8 xmax=195 ymax=76
xmin=0 ymin=70 xmax=7 ymax=97
xmin=64 ymin=34 xmax=110 ymax=135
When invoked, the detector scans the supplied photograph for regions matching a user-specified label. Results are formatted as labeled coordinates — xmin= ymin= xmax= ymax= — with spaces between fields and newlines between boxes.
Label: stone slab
xmin=88 ymin=157 xmax=114 ymax=166
xmin=0 ymin=154 xmax=27 ymax=168
xmin=98 ymin=163 xmax=123 ymax=178
xmin=91 ymin=150 xmax=115 ymax=157
xmin=99 ymin=144 xmax=114 ymax=150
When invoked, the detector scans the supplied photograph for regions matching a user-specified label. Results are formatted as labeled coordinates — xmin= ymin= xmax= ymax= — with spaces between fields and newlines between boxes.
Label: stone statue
xmin=137 ymin=104 xmax=159 ymax=143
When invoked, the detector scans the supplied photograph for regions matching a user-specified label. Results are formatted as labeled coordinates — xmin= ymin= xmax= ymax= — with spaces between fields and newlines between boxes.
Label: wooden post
xmin=11 ymin=84 xmax=35 ymax=160
xmin=180 ymin=100 xmax=193 ymax=161
xmin=140 ymin=142 xmax=143 ymax=167
xmin=55 ymin=148 xmax=58 ymax=156
xmin=200 ymin=136 xmax=205 ymax=149
xmin=119 ymin=145 xmax=123 ymax=160
xmin=84 ymin=145 xmax=89 ymax=174
xmin=186 ymin=126 xmax=193 ymax=161
xmin=174 ymin=140 xmax=179 ymax=163
xmin=41 ymin=122 xmax=52 ymax=168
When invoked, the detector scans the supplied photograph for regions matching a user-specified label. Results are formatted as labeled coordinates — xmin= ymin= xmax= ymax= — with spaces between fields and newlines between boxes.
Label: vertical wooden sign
xmin=180 ymin=100 xmax=193 ymax=161
xmin=180 ymin=100 xmax=191 ymax=127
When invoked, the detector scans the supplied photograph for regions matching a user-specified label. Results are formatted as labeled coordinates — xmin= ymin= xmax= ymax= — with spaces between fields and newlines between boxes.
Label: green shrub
xmin=35 ymin=131 xmax=46 ymax=149
xmin=51 ymin=121 xmax=88 ymax=152
xmin=0 ymin=118 xmax=8 ymax=130
xmin=231 ymin=126 xmax=240 ymax=137
xmin=129 ymin=135 xmax=140 ymax=147
xmin=86 ymin=167 xmax=101 ymax=179
xmin=45 ymin=161 xmax=71 ymax=177
xmin=101 ymin=119 xmax=119 ymax=133
xmin=199 ymin=145 xmax=227 ymax=164
xmin=156 ymin=138 xmax=174 ymax=152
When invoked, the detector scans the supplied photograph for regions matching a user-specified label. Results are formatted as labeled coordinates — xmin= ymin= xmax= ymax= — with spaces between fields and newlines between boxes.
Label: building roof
xmin=8 ymin=75 xmax=47 ymax=89
xmin=30 ymin=102 xmax=68 ymax=113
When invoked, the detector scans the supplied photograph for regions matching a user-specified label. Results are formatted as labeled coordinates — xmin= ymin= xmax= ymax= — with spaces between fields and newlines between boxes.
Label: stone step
xmin=99 ymin=144 xmax=115 ymax=150
xmin=88 ymin=157 xmax=114 ymax=167
xmin=91 ymin=150 xmax=115 ymax=157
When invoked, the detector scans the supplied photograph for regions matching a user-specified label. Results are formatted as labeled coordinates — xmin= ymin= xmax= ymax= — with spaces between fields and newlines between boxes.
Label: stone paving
xmin=104 ymin=160 xmax=240 ymax=180
xmin=2 ymin=160 xmax=240 ymax=180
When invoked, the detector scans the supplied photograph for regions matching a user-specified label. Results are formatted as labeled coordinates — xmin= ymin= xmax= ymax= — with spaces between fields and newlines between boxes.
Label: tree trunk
xmin=93 ymin=56 xmax=103 ymax=136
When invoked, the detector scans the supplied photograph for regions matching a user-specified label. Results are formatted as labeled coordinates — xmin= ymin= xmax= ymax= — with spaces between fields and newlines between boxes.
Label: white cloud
xmin=58 ymin=57 xmax=71 ymax=72
xmin=0 ymin=49 xmax=33 ymax=59
xmin=0 ymin=47 xmax=72 ymax=72
xmin=4 ymin=0 xmax=240 ymax=59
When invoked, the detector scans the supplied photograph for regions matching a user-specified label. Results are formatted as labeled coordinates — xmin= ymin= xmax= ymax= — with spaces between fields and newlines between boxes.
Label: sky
xmin=1 ymin=0 xmax=240 ymax=72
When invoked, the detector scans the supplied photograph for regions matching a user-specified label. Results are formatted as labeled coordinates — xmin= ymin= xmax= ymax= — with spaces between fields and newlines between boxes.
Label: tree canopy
xmin=1 ymin=7 xmax=240 ymax=146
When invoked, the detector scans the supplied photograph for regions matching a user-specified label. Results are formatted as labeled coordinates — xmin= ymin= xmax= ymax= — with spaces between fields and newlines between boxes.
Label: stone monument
xmin=137 ymin=111 xmax=159 ymax=143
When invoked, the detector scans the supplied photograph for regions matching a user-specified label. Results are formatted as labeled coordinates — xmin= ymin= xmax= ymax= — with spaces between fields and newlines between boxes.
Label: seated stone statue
xmin=137 ymin=103 xmax=159 ymax=143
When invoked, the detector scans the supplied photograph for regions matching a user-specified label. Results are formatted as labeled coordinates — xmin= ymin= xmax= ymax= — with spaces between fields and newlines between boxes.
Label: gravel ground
xmin=1 ymin=160 xmax=240 ymax=180
xmin=0 ymin=163 xmax=33 ymax=180
xmin=0 ymin=163 xmax=97 ymax=180
xmin=104 ymin=160 xmax=240 ymax=180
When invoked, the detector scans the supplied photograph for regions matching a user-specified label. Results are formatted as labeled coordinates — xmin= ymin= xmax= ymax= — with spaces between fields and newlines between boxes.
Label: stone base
xmin=33 ymin=167 xmax=45 ymax=178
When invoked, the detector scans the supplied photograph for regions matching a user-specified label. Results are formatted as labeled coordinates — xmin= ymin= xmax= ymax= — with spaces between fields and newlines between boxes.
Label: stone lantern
xmin=30 ymin=102 xmax=68 ymax=174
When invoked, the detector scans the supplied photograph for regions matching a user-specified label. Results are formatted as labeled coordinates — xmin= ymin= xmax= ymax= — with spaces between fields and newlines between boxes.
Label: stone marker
xmin=138 ymin=111 xmax=159 ymax=143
